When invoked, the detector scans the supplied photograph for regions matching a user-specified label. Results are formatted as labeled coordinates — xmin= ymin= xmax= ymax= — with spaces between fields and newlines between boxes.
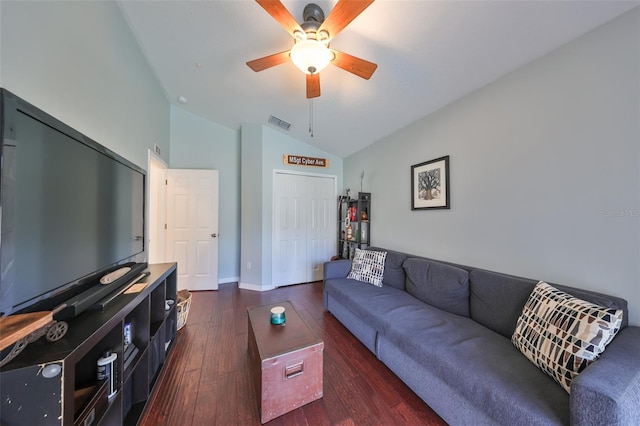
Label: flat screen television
xmin=0 ymin=89 xmax=146 ymax=317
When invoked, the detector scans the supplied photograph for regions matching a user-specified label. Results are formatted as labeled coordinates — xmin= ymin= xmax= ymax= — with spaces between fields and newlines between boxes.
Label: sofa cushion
xmin=403 ymin=258 xmax=470 ymax=317
xmin=324 ymin=277 xmax=428 ymax=335
xmin=512 ymin=281 xmax=623 ymax=393
xmin=367 ymin=247 xmax=408 ymax=290
xmin=347 ymin=248 xmax=387 ymax=287
xmin=380 ymin=303 xmax=570 ymax=424
xmin=469 ymin=269 xmax=537 ymax=338
xmin=470 ymin=269 xmax=630 ymax=338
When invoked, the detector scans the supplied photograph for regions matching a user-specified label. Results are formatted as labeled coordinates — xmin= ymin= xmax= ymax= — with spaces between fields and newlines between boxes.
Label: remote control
xmin=100 ymin=267 xmax=132 ymax=285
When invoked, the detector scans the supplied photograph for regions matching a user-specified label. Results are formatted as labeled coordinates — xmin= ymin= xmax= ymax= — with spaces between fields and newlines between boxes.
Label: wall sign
xmin=283 ymin=154 xmax=329 ymax=168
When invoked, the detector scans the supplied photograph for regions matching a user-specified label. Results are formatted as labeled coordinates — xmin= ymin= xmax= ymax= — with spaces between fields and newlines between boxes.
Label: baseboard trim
xmin=219 ymin=276 xmax=239 ymax=284
xmin=239 ymin=282 xmax=275 ymax=292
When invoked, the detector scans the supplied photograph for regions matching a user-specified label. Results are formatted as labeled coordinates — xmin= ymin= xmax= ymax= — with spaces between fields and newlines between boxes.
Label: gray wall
xmin=1 ymin=0 xmax=169 ymax=283
xmin=240 ymin=124 xmax=265 ymax=289
xmin=344 ymin=8 xmax=640 ymax=326
xmin=169 ymin=106 xmax=241 ymax=282
xmin=0 ymin=0 xmax=169 ymax=168
xmin=240 ymin=124 xmax=343 ymax=290
xmin=4 ymin=1 xmax=637 ymax=325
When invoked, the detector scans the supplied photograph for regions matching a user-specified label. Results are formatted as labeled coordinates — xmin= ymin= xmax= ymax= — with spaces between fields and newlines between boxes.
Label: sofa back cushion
xmin=469 ymin=269 xmax=629 ymax=338
xmin=367 ymin=247 xmax=408 ymax=290
xmin=469 ymin=270 xmax=537 ymax=338
xmin=403 ymin=258 xmax=470 ymax=317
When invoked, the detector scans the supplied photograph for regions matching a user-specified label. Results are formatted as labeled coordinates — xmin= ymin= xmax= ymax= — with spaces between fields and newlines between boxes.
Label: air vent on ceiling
xmin=268 ymin=115 xmax=291 ymax=131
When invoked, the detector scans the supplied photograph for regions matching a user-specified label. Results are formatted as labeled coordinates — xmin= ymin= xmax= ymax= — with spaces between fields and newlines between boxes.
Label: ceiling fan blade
xmin=331 ymin=50 xmax=377 ymax=79
xmin=246 ymin=51 xmax=291 ymax=72
xmin=318 ymin=0 xmax=374 ymax=40
xmin=255 ymin=0 xmax=303 ymax=38
xmin=306 ymin=73 xmax=320 ymax=99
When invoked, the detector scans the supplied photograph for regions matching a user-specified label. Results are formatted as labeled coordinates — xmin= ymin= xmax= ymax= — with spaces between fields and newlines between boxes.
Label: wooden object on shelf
xmin=247 ymin=300 xmax=324 ymax=424
xmin=73 ymin=382 xmax=108 ymax=426
xmin=0 ymin=311 xmax=52 ymax=351
xmin=73 ymin=384 xmax=98 ymax=414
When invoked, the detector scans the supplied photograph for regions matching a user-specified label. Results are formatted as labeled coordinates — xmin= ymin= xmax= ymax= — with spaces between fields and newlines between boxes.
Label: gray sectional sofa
xmin=322 ymin=247 xmax=640 ymax=425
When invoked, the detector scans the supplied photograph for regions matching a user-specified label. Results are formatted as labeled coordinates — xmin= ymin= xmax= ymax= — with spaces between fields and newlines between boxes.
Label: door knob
xmin=211 ymin=233 xmax=218 ymax=238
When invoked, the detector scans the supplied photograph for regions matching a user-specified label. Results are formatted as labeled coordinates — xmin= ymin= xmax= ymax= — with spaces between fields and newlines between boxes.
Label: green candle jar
xmin=270 ymin=306 xmax=286 ymax=325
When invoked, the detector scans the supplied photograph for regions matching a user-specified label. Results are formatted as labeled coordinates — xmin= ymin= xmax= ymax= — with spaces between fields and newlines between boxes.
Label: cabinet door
xmin=0 ymin=363 xmax=64 ymax=425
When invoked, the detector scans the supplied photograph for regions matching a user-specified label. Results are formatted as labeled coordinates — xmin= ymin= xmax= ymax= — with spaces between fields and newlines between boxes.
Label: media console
xmin=0 ymin=263 xmax=178 ymax=426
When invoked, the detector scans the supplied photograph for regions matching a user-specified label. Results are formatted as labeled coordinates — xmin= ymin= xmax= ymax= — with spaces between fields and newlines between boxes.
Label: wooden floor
xmin=141 ymin=282 xmax=447 ymax=426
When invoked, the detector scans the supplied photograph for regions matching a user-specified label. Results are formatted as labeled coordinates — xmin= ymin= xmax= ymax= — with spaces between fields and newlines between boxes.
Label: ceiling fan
xmin=247 ymin=0 xmax=377 ymax=99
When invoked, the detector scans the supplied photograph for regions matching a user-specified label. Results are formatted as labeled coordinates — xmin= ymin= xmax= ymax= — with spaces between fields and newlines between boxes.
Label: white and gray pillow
xmin=347 ymin=248 xmax=387 ymax=287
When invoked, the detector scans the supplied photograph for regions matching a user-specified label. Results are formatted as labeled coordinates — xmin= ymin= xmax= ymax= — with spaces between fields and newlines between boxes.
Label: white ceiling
xmin=118 ymin=0 xmax=638 ymax=158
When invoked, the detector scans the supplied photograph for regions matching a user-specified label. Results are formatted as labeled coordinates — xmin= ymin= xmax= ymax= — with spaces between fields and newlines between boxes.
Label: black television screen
xmin=0 ymin=89 xmax=146 ymax=316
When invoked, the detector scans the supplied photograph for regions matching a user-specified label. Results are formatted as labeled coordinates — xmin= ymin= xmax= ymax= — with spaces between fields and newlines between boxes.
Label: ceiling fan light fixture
xmin=293 ymin=29 xmax=306 ymax=42
xmin=290 ymin=39 xmax=332 ymax=75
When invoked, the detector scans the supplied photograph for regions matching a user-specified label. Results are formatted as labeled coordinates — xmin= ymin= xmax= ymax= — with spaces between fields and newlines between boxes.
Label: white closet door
xmin=273 ymin=172 xmax=336 ymax=287
xmin=273 ymin=173 xmax=308 ymax=286
xmin=307 ymin=176 xmax=335 ymax=281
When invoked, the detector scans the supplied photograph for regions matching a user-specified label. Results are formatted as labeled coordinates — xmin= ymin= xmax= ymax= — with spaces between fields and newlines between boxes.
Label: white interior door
xmin=166 ymin=169 xmax=219 ymax=291
xmin=273 ymin=172 xmax=336 ymax=286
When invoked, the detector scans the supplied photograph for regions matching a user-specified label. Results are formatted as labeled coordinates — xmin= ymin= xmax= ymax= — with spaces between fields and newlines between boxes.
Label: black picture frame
xmin=411 ymin=155 xmax=450 ymax=210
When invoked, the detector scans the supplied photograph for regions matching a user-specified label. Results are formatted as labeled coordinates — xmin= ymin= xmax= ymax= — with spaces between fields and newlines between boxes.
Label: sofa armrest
xmin=323 ymin=259 xmax=352 ymax=281
xmin=570 ymin=326 xmax=640 ymax=425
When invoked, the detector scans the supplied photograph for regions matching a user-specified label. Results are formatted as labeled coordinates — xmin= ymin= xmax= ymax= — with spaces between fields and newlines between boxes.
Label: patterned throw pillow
xmin=347 ymin=249 xmax=387 ymax=287
xmin=512 ymin=281 xmax=623 ymax=393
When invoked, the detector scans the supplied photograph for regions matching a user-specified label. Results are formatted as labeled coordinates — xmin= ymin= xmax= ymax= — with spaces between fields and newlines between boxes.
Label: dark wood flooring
xmin=141 ymin=281 xmax=447 ymax=425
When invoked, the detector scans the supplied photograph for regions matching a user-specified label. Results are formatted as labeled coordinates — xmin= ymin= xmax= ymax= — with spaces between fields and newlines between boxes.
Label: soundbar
xmin=91 ymin=271 xmax=150 ymax=310
xmin=54 ymin=262 xmax=148 ymax=320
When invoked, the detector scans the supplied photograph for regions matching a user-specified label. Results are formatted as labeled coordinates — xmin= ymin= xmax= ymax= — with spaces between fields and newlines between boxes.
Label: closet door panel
xmin=273 ymin=173 xmax=336 ymax=286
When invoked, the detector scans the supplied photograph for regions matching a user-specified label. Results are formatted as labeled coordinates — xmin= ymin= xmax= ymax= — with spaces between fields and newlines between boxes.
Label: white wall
xmin=344 ymin=8 xmax=640 ymax=325
xmin=169 ymin=107 xmax=241 ymax=283
xmin=0 ymin=1 xmax=169 ymax=168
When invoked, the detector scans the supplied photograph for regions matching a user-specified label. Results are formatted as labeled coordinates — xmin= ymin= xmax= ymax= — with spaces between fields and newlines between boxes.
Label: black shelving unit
xmin=337 ymin=192 xmax=371 ymax=259
xmin=0 ymin=263 xmax=178 ymax=426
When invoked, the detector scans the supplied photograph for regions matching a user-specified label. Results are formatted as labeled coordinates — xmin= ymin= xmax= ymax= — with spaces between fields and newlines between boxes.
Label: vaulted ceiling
xmin=118 ymin=1 xmax=638 ymax=158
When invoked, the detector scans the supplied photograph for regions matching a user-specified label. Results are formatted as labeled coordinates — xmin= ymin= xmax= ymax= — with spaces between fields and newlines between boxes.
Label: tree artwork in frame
xmin=411 ymin=155 xmax=450 ymax=210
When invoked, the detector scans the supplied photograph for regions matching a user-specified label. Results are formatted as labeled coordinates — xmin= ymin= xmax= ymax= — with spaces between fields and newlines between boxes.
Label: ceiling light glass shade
xmin=290 ymin=39 xmax=332 ymax=75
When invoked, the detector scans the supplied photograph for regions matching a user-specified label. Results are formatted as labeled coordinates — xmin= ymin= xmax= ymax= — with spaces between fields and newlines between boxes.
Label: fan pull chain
xmin=308 ymin=98 xmax=314 ymax=138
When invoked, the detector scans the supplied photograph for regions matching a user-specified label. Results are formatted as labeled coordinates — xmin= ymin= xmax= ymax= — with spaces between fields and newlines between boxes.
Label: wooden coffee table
xmin=247 ymin=300 xmax=324 ymax=423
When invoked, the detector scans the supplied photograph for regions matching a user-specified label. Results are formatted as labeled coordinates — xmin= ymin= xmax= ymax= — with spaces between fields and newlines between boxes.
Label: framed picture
xmin=411 ymin=155 xmax=450 ymax=210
